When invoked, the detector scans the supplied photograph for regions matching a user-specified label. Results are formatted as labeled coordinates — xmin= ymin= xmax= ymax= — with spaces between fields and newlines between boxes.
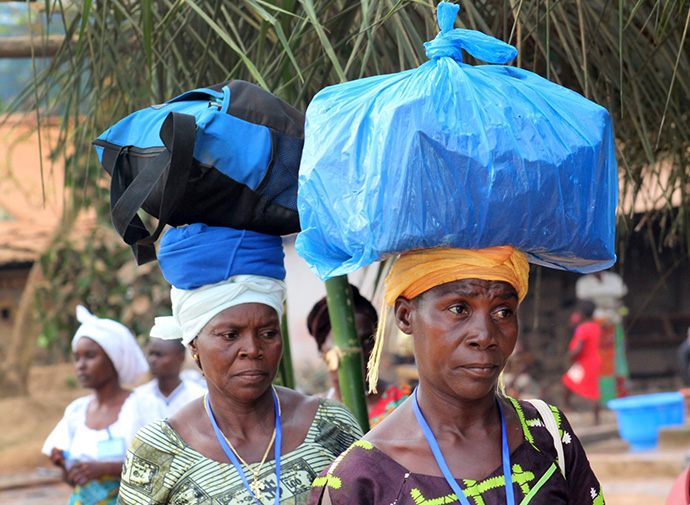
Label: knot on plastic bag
xmin=424 ymin=1 xmax=518 ymax=64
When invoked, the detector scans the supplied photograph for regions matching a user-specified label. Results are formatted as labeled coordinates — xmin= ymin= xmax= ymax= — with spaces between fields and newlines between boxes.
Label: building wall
xmin=620 ymin=230 xmax=690 ymax=380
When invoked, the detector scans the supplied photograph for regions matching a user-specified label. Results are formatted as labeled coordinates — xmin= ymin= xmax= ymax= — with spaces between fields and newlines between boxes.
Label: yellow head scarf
xmin=367 ymin=246 xmax=529 ymax=391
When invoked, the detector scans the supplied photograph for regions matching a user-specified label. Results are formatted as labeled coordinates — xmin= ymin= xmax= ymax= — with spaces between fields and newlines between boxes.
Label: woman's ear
xmin=394 ymin=297 xmax=414 ymax=335
xmin=188 ymin=339 xmax=198 ymax=359
xmin=188 ymin=338 xmax=203 ymax=370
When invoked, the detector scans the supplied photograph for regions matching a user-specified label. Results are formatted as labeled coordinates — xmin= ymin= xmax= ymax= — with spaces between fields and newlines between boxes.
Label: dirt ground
xmin=0 ymin=363 xmax=86 ymax=476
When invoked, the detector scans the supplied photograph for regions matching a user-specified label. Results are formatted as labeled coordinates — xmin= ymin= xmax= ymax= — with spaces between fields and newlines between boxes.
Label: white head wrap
xmin=172 ymin=274 xmax=287 ymax=345
xmin=72 ymin=305 xmax=149 ymax=385
xmin=149 ymin=316 xmax=183 ymax=340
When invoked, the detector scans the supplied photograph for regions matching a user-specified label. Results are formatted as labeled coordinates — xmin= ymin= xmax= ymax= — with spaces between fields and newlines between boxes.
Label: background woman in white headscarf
xmin=42 ymin=305 xmax=149 ymax=505
xmin=117 ymin=225 xmax=363 ymax=505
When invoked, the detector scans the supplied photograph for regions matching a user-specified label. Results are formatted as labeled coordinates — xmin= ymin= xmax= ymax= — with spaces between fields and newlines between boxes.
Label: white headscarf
xmin=72 ymin=305 xmax=149 ymax=385
xmin=172 ymin=274 xmax=287 ymax=345
xmin=149 ymin=316 xmax=183 ymax=340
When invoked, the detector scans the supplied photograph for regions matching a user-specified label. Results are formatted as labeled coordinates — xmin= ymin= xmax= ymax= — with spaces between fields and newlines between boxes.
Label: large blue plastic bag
xmin=296 ymin=2 xmax=617 ymax=280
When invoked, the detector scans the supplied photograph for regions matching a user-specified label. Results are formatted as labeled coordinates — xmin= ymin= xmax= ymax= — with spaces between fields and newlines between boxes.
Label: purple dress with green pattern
xmin=308 ymin=398 xmax=604 ymax=505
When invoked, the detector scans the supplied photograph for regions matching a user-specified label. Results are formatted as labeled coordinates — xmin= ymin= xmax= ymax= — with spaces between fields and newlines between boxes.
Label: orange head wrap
xmin=385 ymin=245 xmax=529 ymax=306
xmin=367 ymin=246 xmax=529 ymax=392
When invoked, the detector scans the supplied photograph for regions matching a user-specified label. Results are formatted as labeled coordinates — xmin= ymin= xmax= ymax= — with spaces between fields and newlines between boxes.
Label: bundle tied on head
xmin=158 ymin=224 xmax=287 ymax=345
xmin=367 ymin=246 xmax=529 ymax=392
xmin=72 ymin=305 xmax=149 ymax=385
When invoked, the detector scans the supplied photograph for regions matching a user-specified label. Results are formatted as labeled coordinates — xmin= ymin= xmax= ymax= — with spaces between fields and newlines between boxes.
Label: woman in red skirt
xmin=562 ymin=300 xmax=602 ymax=424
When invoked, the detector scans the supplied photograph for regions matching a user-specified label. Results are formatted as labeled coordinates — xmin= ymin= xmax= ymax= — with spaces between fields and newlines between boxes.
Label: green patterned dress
xmin=118 ymin=399 xmax=362 ymax=504
xmin=308 ymin=398 xmax=604 ymax=505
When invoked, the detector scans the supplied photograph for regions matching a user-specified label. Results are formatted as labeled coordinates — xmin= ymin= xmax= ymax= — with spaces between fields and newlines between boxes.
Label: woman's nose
xmin=239 ymin=334 xmax=262 ymax=358
xmin=465 ymin=311 xmax=498 ymax=349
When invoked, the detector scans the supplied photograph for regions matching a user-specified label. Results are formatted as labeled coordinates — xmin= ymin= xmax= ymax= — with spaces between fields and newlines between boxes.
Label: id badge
xmin=97 ymin=437 xmax=126 ymax=459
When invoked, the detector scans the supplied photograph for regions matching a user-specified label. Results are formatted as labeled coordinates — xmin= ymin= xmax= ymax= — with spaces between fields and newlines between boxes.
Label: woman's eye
xmin=260 ymin=330 xmax=278 ymax=340
xmin=494 ymin=308 xmax=513 ymax=319
xmin=220 ymin=332 xmax=239 ymax=340
xmin=449 ymin=305 xmax=467 ymax=315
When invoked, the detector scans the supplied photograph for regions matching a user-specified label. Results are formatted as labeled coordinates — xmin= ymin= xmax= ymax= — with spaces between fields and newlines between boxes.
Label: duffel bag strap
xmin=110 ymin=111 xmax=196 ymax=264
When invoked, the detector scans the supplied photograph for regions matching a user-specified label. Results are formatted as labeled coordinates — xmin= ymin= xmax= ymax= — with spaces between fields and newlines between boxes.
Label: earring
xmin=193 ymin=354 xmax=199 ymax=361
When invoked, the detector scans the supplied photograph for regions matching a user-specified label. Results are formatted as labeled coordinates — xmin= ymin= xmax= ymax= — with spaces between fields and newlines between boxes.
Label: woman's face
xmin=320 ymin=312 xmax=377 ymax=358
xmin=147 ymin=339 xmax=185 ymax=380
xmin=74 ymin=337 xmax=119 ymax=389
xmin=189 ymin=303 xmax=283 ymax=401
xmin=395 ymin=278 xmax=519 ymax=402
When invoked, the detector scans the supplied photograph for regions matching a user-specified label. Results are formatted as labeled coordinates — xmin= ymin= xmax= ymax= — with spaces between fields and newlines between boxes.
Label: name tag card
xmin=97 ymin=437 xmax=126 ymax=459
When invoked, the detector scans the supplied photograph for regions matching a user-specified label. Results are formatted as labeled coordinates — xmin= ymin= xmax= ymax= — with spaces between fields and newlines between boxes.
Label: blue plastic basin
xmin=608 ymin=392 xmax=685 ymax=451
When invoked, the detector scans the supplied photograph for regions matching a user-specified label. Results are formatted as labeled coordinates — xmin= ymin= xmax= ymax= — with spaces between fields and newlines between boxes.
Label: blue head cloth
xmin=158 ymin=224 xmax=285 ymax=290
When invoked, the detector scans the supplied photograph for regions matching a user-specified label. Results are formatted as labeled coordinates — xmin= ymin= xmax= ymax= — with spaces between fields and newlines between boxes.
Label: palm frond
xmin=2 ymin=0 xmax=689 ymax=256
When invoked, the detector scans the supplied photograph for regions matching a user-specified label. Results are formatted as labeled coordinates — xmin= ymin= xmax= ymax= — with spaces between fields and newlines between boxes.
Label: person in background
xmin=562 ymin=300 xmax=603 ymax=424
xmin=118 ymin=224 xmax=363 ymax=504
xmin=575 ymin=270 xmax=628 ymax=401
xmin=43 ymin=305 xmax=149 ymax=505
xmin=135 ymin=316 xmax=207 ymax=423
xmin=307 ymin=284 xmax=411 ymax=428
xmin=309 ymin=247 xmax=604 ymax=505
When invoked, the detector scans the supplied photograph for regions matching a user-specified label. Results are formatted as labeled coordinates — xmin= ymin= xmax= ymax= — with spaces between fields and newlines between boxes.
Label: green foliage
xmin=63 ymin=375 xmax=77 ymax=388
xmin=2 ymin=0 xmax=689 ymax=355
xmin=5 ymin=0 xmax=689 ymax=256
xmin=34 ymin=224 xmax=171 ymax=361
xmin=0 ymin=4 xmax=32 ymax=36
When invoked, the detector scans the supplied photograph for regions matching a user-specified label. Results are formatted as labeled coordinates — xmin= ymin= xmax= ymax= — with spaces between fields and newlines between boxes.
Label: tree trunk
xmin=0 ymin=259 xmax=43 ymax=397
xmin=277 ymin=307 xmax=295 ymax=389
xmin=325 ymin=275 xmax=370 ymax=433
xmin=0 ymin=213 xmax=74 ymax=398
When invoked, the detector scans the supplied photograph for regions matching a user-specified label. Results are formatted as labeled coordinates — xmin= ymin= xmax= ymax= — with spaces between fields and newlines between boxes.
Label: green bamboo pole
xmin=325 ymin=275 xmax=370 ymax=432
xmin=277 ymin=307 xmax=295 ymax=389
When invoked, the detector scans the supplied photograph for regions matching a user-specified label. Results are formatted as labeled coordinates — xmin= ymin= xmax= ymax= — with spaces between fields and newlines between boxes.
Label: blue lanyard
xmin=205 ymin=391 xmax=282 ymax=505
xmin=412 ymin=387 xmax=515 ymax=505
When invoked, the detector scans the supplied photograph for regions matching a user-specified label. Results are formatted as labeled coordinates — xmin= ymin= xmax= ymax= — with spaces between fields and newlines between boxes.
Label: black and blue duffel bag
xmin=93 ymin=80 xmax=303 ymax=264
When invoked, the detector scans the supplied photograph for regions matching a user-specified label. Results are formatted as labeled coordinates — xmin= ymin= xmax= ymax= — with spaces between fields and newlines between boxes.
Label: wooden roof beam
xmin=0 ymin=36 xmax=64 ymax=58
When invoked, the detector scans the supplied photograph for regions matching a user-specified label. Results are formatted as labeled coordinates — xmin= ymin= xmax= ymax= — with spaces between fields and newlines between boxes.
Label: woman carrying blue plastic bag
xmin=303 ymin=2 xmax=610 ymax=503
xmin=308 ymin=247 xmax=604 ymax=505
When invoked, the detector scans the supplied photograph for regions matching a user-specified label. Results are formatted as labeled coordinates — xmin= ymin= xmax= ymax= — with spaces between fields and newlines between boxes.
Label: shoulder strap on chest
xmin=526 ymin=399 xmax=566 ymax=478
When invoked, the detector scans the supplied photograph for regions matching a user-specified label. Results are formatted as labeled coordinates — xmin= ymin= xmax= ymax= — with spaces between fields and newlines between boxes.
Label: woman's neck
xmin=207 ymin=387 xmax=276 ymax=439
xmin=93 ymin=379 xmax=127 ymax=406
xmin=157 ymin=375 xmax=182 ymax=397
xmin=415 ymin=383 xmax=499 ymax=435
xmin=86 ymin=380 xmax=130 ymax=430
